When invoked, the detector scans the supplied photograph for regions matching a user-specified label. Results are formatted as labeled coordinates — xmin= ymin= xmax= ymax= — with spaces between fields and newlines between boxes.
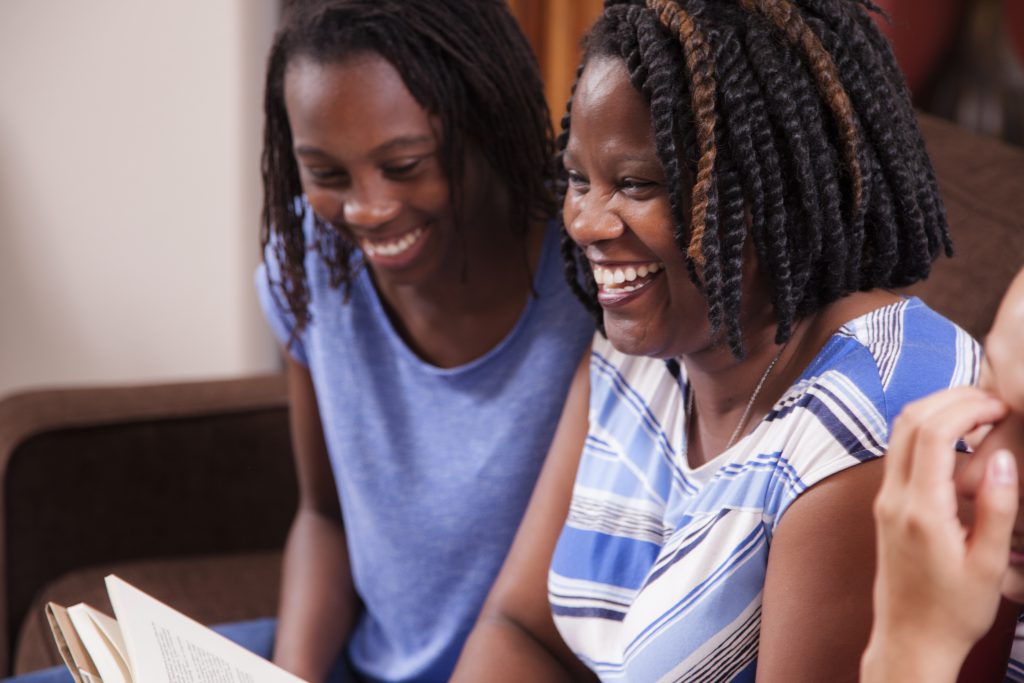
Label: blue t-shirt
xmin=255 ymin=215 xmax=592 ymax=683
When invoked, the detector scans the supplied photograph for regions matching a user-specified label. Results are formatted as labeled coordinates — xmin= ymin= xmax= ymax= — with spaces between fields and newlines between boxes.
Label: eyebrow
xmin=294 ymin=134 xmax=435 ymax=158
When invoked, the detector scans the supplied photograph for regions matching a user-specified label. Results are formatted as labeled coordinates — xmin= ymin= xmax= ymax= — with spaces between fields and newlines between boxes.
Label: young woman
xmin=452 ymin=0 xmax=1002 ymax=680
xmin=863 ymin=267 xmax=1024 ymax=682
xmin=3 ymin=2 xmax=593 ymax=683
xmin=257 ymin=2 xmax=593 ymax=682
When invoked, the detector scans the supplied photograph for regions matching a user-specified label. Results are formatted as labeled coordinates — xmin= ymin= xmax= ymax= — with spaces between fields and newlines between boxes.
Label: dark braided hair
xmin=560 ymin=0 xmax=950 ymax=357
xmin=261 ymin=0 xmax=557 ymax=336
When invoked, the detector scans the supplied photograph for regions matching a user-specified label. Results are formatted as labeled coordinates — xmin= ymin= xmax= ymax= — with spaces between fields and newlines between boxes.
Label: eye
xmin=306 ymin=166 xmax=348 ymax=185
xmin=566 ymin=169 xmax=590 ymax=192
xmin=619 ymin=177 xmax=659 ymax=197
xmin=383 ymin=158 xmax=423 ymax=178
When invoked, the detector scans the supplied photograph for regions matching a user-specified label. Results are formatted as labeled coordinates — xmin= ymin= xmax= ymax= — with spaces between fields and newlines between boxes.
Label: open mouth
xmin=1007 ymin=532 xmax=1024 ymax=561
xmin=591 ymin=262 xmax=663 ymax=294
xmin=362 ymin=226 xmax=425 ymax=258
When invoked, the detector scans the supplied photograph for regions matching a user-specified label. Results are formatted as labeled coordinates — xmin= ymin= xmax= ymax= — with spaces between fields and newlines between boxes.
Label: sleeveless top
xmin=550 ymin=298 xmax=979 ymax=682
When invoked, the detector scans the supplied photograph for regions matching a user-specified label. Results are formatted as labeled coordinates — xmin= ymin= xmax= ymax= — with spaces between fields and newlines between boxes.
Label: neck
xmin=684 ymin=289 xmax=904 ymax=465
xmin=374 ymin=219 xmax=546 ymax=369
xmin=684 ymin=314 xmax=816 ymax=465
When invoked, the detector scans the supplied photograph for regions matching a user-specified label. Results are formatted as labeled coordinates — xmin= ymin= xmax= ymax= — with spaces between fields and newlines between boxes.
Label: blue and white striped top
xmin=549 ymin=298 xmax=980 ymax=682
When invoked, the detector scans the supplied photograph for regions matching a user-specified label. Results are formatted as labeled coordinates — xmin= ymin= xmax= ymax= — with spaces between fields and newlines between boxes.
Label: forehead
xmin=567 ymin=57 xmax=655 ymax=156
xmin=283 ymin=53 xmax=437 ymax=152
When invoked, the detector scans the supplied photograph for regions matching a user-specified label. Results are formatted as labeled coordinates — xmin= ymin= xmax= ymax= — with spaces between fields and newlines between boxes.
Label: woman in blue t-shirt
xmin=254 ymin=2 xmax=592 ymax=682
xmin=5 ymin=2 xmax=592 ymax=683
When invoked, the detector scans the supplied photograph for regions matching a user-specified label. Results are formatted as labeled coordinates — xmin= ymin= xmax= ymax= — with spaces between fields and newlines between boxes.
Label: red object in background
xmin=1007 ymin=0 xmax=1024 ymax=63
xmin=872 ymin=0 xmax=965 ymax=96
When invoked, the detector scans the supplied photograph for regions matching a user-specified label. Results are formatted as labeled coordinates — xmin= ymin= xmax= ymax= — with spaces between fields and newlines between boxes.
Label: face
xmin=956 ymin=412 xmax=1024 ymax=602
xmin=284 ymin=53 xmax=465 ymax=288
xmin=562 ymin=57 xmax=706 ymax=359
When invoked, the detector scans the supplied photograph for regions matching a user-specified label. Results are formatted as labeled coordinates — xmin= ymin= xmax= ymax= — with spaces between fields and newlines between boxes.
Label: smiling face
xmin=284 ymin=52 xmax=466 ymax=288
xmin=563 ymin=57 xmax=708 ymax=359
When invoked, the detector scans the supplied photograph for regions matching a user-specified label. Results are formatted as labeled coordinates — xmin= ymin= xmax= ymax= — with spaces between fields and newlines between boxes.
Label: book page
xmin=67 ymin=604 xmax=131 ymax=683
xmin=45 ymin=603 xmax=100 ymax=683
xmin=105 ymin=575 xmax=307 ymax=683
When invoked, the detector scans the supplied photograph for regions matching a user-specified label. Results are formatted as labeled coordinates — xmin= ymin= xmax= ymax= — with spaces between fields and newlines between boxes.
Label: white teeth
xmin=364 ymin=227 xmax=424 ymax=257
xmin=591 ymin=262 xmax=664 ymax=291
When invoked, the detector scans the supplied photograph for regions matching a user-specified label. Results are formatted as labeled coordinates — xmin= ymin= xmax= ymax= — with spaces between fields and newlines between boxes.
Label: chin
xmin=1002 ymin=572 xmax=1024 ymax=604
xmin=603 ymin=319 xmax=671 ymax=359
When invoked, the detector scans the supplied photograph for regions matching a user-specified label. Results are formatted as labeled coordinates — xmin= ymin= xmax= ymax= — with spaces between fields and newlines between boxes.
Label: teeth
xmin=591 ymin=262 xmax=663 ymax=290
xmin=364 ymin=227 xmax=424 ymax=257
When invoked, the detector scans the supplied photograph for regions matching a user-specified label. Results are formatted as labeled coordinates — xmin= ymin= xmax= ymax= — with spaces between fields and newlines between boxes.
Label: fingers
xmin=887 ymin=387 xmax=1006 ymax=491
xmin=885 ymin=388 xmax=981 ymax=487
xmin=907 ymin=390 xmax=1007 ymax=495
xmin=966 ymin=449 xmax=1018 ymax=579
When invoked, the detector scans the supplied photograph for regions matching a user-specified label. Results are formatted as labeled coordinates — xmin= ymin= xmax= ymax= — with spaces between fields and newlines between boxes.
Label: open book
xmin=46 ymin=575 xmax=307 ymax=683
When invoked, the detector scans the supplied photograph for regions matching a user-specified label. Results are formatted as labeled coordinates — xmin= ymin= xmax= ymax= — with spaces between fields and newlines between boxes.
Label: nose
xmin=343 ymin=184 xmax=401 ymax=230
xmin=564 ymin=190 xmax=624 ymax=247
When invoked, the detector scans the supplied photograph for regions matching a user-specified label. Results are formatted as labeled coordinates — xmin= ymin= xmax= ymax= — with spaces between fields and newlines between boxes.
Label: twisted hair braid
xmin=647 ymin=0 xmax=719 ymax=268
xmin=560 ymin=0 xmax=949 ymax=357
xmin=739 ymin=0 xmax=863 ymax=219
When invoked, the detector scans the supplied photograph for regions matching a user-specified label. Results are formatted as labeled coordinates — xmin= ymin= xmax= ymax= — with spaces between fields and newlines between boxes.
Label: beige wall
xmin=0 ymin=1 xmax=281 ymax=397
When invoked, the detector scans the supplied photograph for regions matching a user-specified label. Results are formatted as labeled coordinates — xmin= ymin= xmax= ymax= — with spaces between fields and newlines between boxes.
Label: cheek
xmin=302 ymin=184 xmax=342 ymax=226
xmin=562 ymin=193 xmax=581 ymax=239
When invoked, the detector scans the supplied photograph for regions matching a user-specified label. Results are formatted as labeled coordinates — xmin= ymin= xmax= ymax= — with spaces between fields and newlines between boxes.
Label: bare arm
xmin=756 ymin=456 xmax=885 ymax=682
xmin=273 ymin=354 xmax=359 ymax=682
xmin=452 ymin=352 xmax=598 ymax=683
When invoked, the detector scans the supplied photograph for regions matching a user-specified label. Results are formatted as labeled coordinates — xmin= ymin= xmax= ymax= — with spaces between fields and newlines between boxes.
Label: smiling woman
xmin=252 ymin=2 xmax=594 ymax=683
xmin=451 ymin=1 xmax=1000 ymax=682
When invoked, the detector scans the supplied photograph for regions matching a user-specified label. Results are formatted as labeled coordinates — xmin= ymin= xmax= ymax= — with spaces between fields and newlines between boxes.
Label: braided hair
xmin=261 ymin=0 xmax=556 ymax=335
xmin=560 ymin=0 xmax=950 ymax=356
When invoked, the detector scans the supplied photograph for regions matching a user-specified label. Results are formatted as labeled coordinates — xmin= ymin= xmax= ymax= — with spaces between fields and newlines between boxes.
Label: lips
xmin=361 ymin=226 xmax=425 ymax=258
xmin=1010 ymin=532 xmax=1024 ymax=560
xmin=590 ymin=260 xmax=665 ymax=307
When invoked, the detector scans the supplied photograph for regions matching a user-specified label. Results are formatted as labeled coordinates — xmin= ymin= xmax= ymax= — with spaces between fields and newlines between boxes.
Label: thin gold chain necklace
xmin=686 ymin=341 xmax=788 ymax=453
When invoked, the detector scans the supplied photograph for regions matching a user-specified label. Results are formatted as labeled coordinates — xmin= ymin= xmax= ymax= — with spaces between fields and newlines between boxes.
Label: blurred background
xmin=1 ymin=0 xmax=1021 ymax=399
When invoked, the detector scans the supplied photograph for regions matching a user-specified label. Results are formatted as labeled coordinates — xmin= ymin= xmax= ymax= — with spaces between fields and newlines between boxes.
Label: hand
xmin=862 ymin=387 xmax=1015 ymax=682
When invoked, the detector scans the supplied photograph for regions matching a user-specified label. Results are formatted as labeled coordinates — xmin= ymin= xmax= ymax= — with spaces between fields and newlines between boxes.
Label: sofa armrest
xmin=906 ymin=114 xmax=1024 ymax=340
xmin=0 ymin=374 xmax=296 ymax=675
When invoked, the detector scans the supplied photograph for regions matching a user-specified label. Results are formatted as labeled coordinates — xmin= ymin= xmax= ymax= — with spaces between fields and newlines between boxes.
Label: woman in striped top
xmin=453 ymin=1 xmax=1010 ymax=681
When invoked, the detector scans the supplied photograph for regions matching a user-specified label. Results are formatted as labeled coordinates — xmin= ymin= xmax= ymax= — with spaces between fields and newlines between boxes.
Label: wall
xmin=0 ymin=1 xmax=281 ymax=397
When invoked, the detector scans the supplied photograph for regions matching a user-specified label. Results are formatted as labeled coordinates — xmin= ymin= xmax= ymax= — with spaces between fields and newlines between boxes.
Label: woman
xmin=863 ymin=267 xmax=1024 ymax=682
xmin=453 ymin=0 xmax=994 ymax=680
xmin=4 ymin=2 xmax=593 ymax=682
xmin=257 ymin=1 xmax=593 ymax=681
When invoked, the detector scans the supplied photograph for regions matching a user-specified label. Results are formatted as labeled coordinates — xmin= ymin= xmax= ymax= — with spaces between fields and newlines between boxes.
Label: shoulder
xmin=755 ymin=300 xmax=975 ymax=509
xmin=789 ymin=297 xmax=979 ymax=436
xmin=836 ymin=297 xmax=981 ymax=421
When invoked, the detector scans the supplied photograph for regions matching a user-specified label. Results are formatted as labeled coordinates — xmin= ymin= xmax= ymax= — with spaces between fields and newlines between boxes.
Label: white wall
xmin=0 ymin=1 xmax=282 ymax=397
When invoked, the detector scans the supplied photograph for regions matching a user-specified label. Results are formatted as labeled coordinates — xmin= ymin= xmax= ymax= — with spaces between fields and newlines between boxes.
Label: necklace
xmin=686 ymin=341 xmax=789 ymax=453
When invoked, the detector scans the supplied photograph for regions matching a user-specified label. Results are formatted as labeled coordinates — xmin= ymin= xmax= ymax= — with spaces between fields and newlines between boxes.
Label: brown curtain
xmin=509 ymin=0 xmax=604 ymax=128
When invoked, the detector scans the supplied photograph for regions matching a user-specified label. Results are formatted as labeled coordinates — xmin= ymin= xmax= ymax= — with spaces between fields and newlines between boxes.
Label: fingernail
xmin=990 ymin=449 xmax=1018 ymax=485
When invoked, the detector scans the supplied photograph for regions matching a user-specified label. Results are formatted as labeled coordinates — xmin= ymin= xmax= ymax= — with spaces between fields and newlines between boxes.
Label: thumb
xmin=967 ymin=449 xmax=1019 ymax=574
